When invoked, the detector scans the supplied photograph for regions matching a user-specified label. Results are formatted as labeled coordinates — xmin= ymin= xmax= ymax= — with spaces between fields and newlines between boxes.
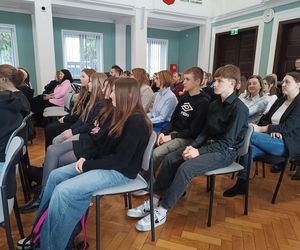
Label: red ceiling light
xmin=163 ymin=0 xmax=175 ymax=5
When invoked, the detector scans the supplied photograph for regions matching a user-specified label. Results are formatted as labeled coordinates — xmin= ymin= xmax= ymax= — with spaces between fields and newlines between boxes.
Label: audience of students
xmin=239 ymin=75 xmax=268 ymax=124
xmin=127 ymin=64 xmax=249 ymax=231
xmin=147 ymin=70 xmax=178 ymax=132
xmin=19 ymin=77 xmax=152 ymax=249
xmin=224 ymin=71 xmax=300 ymax=197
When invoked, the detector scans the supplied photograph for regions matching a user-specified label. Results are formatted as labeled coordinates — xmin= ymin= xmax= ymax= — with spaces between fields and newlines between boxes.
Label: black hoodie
xmin=0 ymin=91 xmax=23 ymax=162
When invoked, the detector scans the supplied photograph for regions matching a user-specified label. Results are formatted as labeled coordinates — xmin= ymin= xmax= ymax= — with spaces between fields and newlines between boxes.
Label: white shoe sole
xmin=16 ymin=238 xmax=31 ymax=250
xmin=127 ymin=209 xmax=150 ymax=218
xmin=135 ymin=216 xmax=166 ymax=231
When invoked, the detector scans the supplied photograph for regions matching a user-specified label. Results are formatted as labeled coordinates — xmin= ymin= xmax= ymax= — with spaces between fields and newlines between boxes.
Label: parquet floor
xmin=1 ymin=128 xmax=300 ymax=249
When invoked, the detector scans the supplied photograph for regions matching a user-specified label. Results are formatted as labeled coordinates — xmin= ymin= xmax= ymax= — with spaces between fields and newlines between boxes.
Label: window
xmin=147 ymin=38 xmax=168 ymax=76
xmin=62 ymin=30 xmax=103 ymax=78
xmin=0 ymin=24 xmax=18 ymax=66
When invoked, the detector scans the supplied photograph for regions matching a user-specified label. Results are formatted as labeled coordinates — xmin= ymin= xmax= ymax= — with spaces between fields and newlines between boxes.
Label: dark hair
xmin=123 ymin=70 xmax=131 ymax=77
xmin=263 ymin=74 xmax=277 ymax=96
xmin=18 ymin=67 xmax=31 ymax=87
xmin=286 ymin=72 xmax=300 ymax=83
xmin=184 ymin=67 xmax=204 ymax=82
xmin=214 ymin=64 xmax=241 ymax=87
xmin=111 ymin=65 xmax=123 ymax=76
xmin=60 ymin=69 xmax=73 ymax=83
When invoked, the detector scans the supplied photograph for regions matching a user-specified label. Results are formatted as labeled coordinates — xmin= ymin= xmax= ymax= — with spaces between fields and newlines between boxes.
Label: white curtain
xmin=147 ymin=38 xmax=168 ymax=76
xmin=0 ymin=26 xmax=17 ymax=66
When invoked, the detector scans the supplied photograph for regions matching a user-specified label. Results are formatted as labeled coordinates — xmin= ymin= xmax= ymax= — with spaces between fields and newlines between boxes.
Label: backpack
xmin=19 ymin=201 xmax=89 ymax=250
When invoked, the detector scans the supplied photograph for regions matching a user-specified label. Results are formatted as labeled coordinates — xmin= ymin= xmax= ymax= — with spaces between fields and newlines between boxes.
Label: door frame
xmin=267 ymin=7 xmax=300 ymax=74
xmin=209 ymin=17 xmax=264 ymax=74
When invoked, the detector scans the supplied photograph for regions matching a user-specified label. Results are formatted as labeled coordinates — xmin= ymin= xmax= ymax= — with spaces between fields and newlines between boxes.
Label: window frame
xmin=61 ymin=29 xmax=104 ymax=78
xmin=0 ymin=23 xmax=19 ymax=66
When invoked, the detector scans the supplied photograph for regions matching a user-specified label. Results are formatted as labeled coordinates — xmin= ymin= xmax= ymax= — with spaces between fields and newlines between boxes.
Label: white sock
xmin=157 ymin=206 xmax=167 ymax=216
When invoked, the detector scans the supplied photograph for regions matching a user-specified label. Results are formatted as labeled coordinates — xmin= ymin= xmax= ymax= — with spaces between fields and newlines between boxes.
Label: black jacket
xmin=258 ymin=93 xmax=300 ymax=158
xmin=0 ymin=91 xmax=24 ymax=162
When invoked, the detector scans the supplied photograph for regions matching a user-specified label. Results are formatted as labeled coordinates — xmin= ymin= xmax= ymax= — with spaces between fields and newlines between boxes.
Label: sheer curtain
xmin=0 ymin=25 xmax=18 ymax=66
xmin=62 ymin=30 xmax=103 ymax=78
xmin=147 ymin=38 xmax=168 ymax=76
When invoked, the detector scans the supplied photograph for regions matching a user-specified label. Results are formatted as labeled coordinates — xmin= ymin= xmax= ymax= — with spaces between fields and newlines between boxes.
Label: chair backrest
xmin=5 ymin=122 xmax=26 ymax=155
xmin=0 ymin=136 xmax=24 ymax=199
xmin=237 ymin=125 xmax=254 ymax=157
xmin=141 ymin=131 xmax=157 ymax=172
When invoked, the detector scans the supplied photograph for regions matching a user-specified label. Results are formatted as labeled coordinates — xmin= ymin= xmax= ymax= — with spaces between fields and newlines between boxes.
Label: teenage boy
xmin=127 ymin=64 xmax=249 ymax=231
xmin=133 ymin=67 xmax=210 ymax=196
xmin=110 ymin=65 xmax=122 ymax=77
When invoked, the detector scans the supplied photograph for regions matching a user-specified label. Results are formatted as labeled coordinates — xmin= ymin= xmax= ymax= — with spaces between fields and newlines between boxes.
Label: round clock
xmin=263 ymin=8 xmax=275 ymax=23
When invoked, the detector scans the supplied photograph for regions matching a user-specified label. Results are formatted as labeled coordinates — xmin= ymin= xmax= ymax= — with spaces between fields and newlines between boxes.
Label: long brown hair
xmin=245 ymin=75 xmax=264 ymax=97
xmin=132 ymin=68 xmax=149 ymax=86
xmin=80 ymin=72 xmax=107 ymax=122
xmin=71 ymin=68 xmax=96 ymax=116
xmin=0 ymin=64 xmax=23 ymax=91
xmin=108 ymin=78 xmax=152 ymax=137
xmin=157 ymin=70 xmax=172 ymax=88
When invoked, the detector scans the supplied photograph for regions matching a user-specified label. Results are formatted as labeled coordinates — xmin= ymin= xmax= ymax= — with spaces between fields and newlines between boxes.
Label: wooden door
xmin=213 ymin=27 xmax=258 ymax=78
xmin=273 ymin=18 xmax=300 ymax=80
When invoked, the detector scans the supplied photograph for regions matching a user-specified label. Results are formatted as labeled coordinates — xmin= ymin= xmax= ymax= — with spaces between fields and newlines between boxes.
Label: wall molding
xmin=209 ymin=16 xmax=264 ymax=74
xmin=267 ymin=6 xmax=300 ymax=74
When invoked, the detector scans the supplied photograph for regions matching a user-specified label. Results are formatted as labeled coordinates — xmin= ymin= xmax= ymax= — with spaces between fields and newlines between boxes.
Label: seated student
xmin=127 ymin=64 xmax=249 ymax=231
xmin=147 ymin=70 xmax=178 ymax=132
xmin=16 ymin=67 xmax=34 ymax=106
xmin=171 ymin=72 xmax=184 ymax=98
xmin=44 ymin=69 xmax=96 ymax=149
xmin=223 ymin=72 xmax=300 ymax=196
xmin=239 ymin=75 xmax=268 ymax=124
xmin=0 ymin=65 xmax=28 ymax=172
xmin=31 ymin=69 xmax=73 ymax=125
xmin=132 ymin=68 xmax=154 ymax=112
xmin=52 ymin=72 xmax=108 ymax=144
xmin=19 ymin=77 xmax=152 ymax=249
xmin=20 ymin=77 xmax=116 ymax=212
xmin=43 ymin=71 xmax=60 ymax=95
xmin=109 ymin=65 xmax=122 ymax=77
xmin=263 ymin=74 xmax=279 ymax=114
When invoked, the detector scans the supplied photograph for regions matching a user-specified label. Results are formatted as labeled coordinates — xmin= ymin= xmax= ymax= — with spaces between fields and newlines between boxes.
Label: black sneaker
xmin=19 ymin=197 xmax=41 ymax=214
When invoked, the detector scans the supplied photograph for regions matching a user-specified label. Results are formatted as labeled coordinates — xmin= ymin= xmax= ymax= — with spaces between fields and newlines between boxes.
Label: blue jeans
xmin=238 ymin=132 xmax=286 ymax=180
xmin=38 ymin=163 xmax=131 ymax=250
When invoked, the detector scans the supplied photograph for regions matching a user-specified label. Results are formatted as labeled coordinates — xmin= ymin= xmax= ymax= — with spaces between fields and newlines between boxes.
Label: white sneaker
xmin=135 ymin=208 xmax=167 ymax=231
xmin=127 ymin=200 xmax=151 ymax=218
xmin=132 ymin=190 xmax=149 ymax=196
xmin=16 ymin=237 xmax=32 ymax=250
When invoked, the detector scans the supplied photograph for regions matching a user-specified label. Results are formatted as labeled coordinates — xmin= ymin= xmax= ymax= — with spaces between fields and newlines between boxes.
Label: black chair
xmin=252 ymin=154 xmax=288 ymax=203
xmin=204 ymin=125 xmax=254 ymax=226
xmin=0 ymin=136 xmax=25 ymax=249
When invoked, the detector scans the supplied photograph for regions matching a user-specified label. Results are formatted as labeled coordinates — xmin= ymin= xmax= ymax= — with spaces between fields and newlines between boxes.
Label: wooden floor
xmin=1 ymin=128 xmax=300 ymax=250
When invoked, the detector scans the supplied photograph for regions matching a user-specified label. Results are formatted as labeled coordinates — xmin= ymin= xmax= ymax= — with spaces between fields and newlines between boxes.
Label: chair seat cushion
xmin=93 ymin=174 xmax=148 ymax=196
xmin=205 ymin=162 xmax=244 ymax=176
xmin=43 ymin=107 xmax=68 ymax=117
xmin=0 ymin=196 xmax=14 ymax=223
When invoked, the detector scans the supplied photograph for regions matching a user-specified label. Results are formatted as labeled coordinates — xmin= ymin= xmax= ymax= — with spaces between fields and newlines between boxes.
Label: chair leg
xmin=123 ymin=193 xmax=128 ymax=208
xmin=231 ymin=172 xmax=235 ymax=180
xmin=207 ymin=175 xmax=215 ymax=227
xmin=262 ymin=163 xmax=266 ymax=178
xmin=96 ymin=196 xmax=101 ymax=250
xmin=206 ymin=176 xmax=210 ymax=192
xmin=244 ymin=172 xmax=249 ymax=215
xmin=272 ymin=163 xmax=287 ymax=204
xmin=1 ymin=189 xmax=14 ymax=250
xmin=18 ymin=160 xmax=30 ymax=202
xmin=255 ymin=161 xmax=258 ymax=176
xmin=13 ymin=196 xmax=24 ymax=238
xmin=128 ymin=193 xmax=132 ymax=209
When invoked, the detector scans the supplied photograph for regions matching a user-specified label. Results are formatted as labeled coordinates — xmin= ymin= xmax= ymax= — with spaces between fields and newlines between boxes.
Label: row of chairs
xmin=0 ymin=124 xmax=288 ymax=249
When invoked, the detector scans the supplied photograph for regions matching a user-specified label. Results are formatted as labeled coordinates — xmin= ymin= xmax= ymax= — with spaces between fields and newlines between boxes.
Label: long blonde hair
xmin=80 ymin=72 xmax=107 ymax=122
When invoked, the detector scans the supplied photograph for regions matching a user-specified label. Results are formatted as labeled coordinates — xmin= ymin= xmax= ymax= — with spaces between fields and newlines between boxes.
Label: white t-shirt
xmin=271 ymin=101 xmax=290 ymax=125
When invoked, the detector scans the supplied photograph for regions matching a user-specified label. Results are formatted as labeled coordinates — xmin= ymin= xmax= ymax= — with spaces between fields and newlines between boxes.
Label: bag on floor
xmin=18 ymin=201 xmax=89 ymax=250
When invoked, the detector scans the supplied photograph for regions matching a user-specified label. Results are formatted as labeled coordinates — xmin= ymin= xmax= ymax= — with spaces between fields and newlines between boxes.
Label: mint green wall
xmin=212 ymin=1 xmax=300 ymax=77
xmin=0 ymin=11 xmax=37 ymax=90
xmin=53 ymin=17 xmax=115 ymax=73
xmin=148 ymin=28 xmax=179 ymax=70
xmin=178 ymin=27 xmax=199 ymax=72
